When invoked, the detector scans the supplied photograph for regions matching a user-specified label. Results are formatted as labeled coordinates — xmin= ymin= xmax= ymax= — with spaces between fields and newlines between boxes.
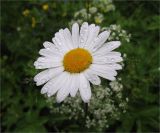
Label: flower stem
xmin=86 ymin=0 xmax=90 ymax=22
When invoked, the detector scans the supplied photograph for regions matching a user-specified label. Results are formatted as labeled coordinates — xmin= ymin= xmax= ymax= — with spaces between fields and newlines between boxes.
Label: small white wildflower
xmin=74 ymin=12 xmax=79 ymax=18
xmin=126 ymin=97 xmax=129 ymax=102
xmin=89 ymin=7 xmax=97 ymax=14
xmin=123 ymin=53 xmax=127 ymax=58
xmin=122 ymin=30 xmax=126 ymax=34
xmin=17 ymin=27 xmax=21 ymax=31
xmin=94 ymin=13 xmax=104 ymax=24
xmin=126 ymin=38 xmax=130 ymax=42
xmin=111 ymin=25 xmax=117 ymax=30
xmin=116 ymin=36 xmax=119 ymax=40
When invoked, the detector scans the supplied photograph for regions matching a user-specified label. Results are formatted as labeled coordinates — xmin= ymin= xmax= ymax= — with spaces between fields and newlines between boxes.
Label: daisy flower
xmin=34 ymin=22 xmax=123 ymax=103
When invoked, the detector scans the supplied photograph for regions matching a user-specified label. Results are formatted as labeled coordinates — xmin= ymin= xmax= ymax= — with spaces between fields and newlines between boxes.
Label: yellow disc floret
xmin=63 ymin=48 xmax=92 ymax=73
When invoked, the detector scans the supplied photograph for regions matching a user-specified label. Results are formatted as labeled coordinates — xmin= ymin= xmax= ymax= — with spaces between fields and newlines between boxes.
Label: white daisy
xmin=34 ymin=22 xmax=123 ymax=103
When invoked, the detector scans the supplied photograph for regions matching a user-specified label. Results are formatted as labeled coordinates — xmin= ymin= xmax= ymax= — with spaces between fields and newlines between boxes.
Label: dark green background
xmin=1 ymin=0 xmax=159 ymax=132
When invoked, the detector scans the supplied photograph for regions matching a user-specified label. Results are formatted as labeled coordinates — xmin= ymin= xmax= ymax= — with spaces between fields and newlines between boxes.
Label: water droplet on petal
xmin=111 ymin=58 xmax=115 ymax=62
xmin=109 ymin=64 xmax=113 ymax=67
xmin=80 ymin=39 xmax=84 ymax=43
xmin=98 ymin=36 xmax=101 ymax=39
xmin=37 ymin=65 xmax=42 ymax=69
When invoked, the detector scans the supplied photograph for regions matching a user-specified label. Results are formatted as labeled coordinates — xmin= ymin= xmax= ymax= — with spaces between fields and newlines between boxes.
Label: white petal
xmin=34 ymin=67 xmax=64 ymax=86
xmin=79 ymin=22 xmax=89 ymax=48
xmin=105 ymin=41 xmax=121 ymax=51
xmin=53 ymin=31 xmax=69 ymax=53
xmin=56 ymin=72 xmax=71 ymax=103
xmin=90 ymin=69 xmax=116 ymax=81
xmin=39 ymin=48 xmax=63 ymax=58
xmin=93 ymin=50 xmax=121 ymax=57
xmin=89 ymin=30 xmax=110 ymax=52
xmin=70 ymin=74 xmax=79 ymax=97
xmin=34 ymin=57 xmax=62 ymax=69
xmin=43 ymin=41 xmax=56 ymax=49
xmin=61 ymin=28 xmax=74 ymax=49
xmin=79 ymin=73 xmax=91 ymax=103
xmin=85 ymin=25 xmax=100 ymax=50
xmin=72 ymin=23 xmax=79 ymax=48
xmin=53 ymin=34 xmax=64 ymax=50
xmin=93 ymin=55 xmax=123 ymax=64
xmin=106 ymin=63 xmax=122 ymax=70
xmin=89 ymin=64 xmax=117 ymax=81
xmin=36 ymin=56 xmax=61 ymax=63
xmin=106 ymin=52 xmax=121 ymax=57
xmin=83 ymin=69 xmax=101 ymax=85
xmin=52 ymin=38 xmax=67 ymax=54
xmin=93 ymin=41 xmax=121 ymax=55
xmin=48 ymin=72 xmax=69 ymax=97
xmin=41 ymin=73 xmax=63 ymax=94
xmin=91 ymin=64 xmax=117 ymax=76
xmin=41 ymin=72 xmax=66 ymax=96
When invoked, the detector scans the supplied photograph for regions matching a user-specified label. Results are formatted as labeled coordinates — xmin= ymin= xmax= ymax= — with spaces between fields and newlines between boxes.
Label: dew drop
xmin=80 ymin=39 xmax=84 ymax=43
xmin=55 ymin=47 xmax=59 ymax=50
xmin=37 ymin=65 xmax=42 ymax=69
xmin=97 ymin=36 xmax=101 ymax=39
xmin=111 ymin=58 xmax=115 ymax=62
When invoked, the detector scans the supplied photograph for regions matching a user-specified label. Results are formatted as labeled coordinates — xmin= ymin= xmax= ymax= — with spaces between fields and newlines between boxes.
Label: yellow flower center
xmin=63 ymin=48 xmax=92 ymax=73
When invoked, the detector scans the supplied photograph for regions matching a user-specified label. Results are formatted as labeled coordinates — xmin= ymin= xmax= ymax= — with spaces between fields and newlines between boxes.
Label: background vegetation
xmin=1 ymin=0 xmax=159 ymax=132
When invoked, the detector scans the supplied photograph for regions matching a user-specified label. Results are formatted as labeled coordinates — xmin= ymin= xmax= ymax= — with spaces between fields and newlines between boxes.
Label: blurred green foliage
xmin=1 ymin=0 xmax=159 ymax=132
